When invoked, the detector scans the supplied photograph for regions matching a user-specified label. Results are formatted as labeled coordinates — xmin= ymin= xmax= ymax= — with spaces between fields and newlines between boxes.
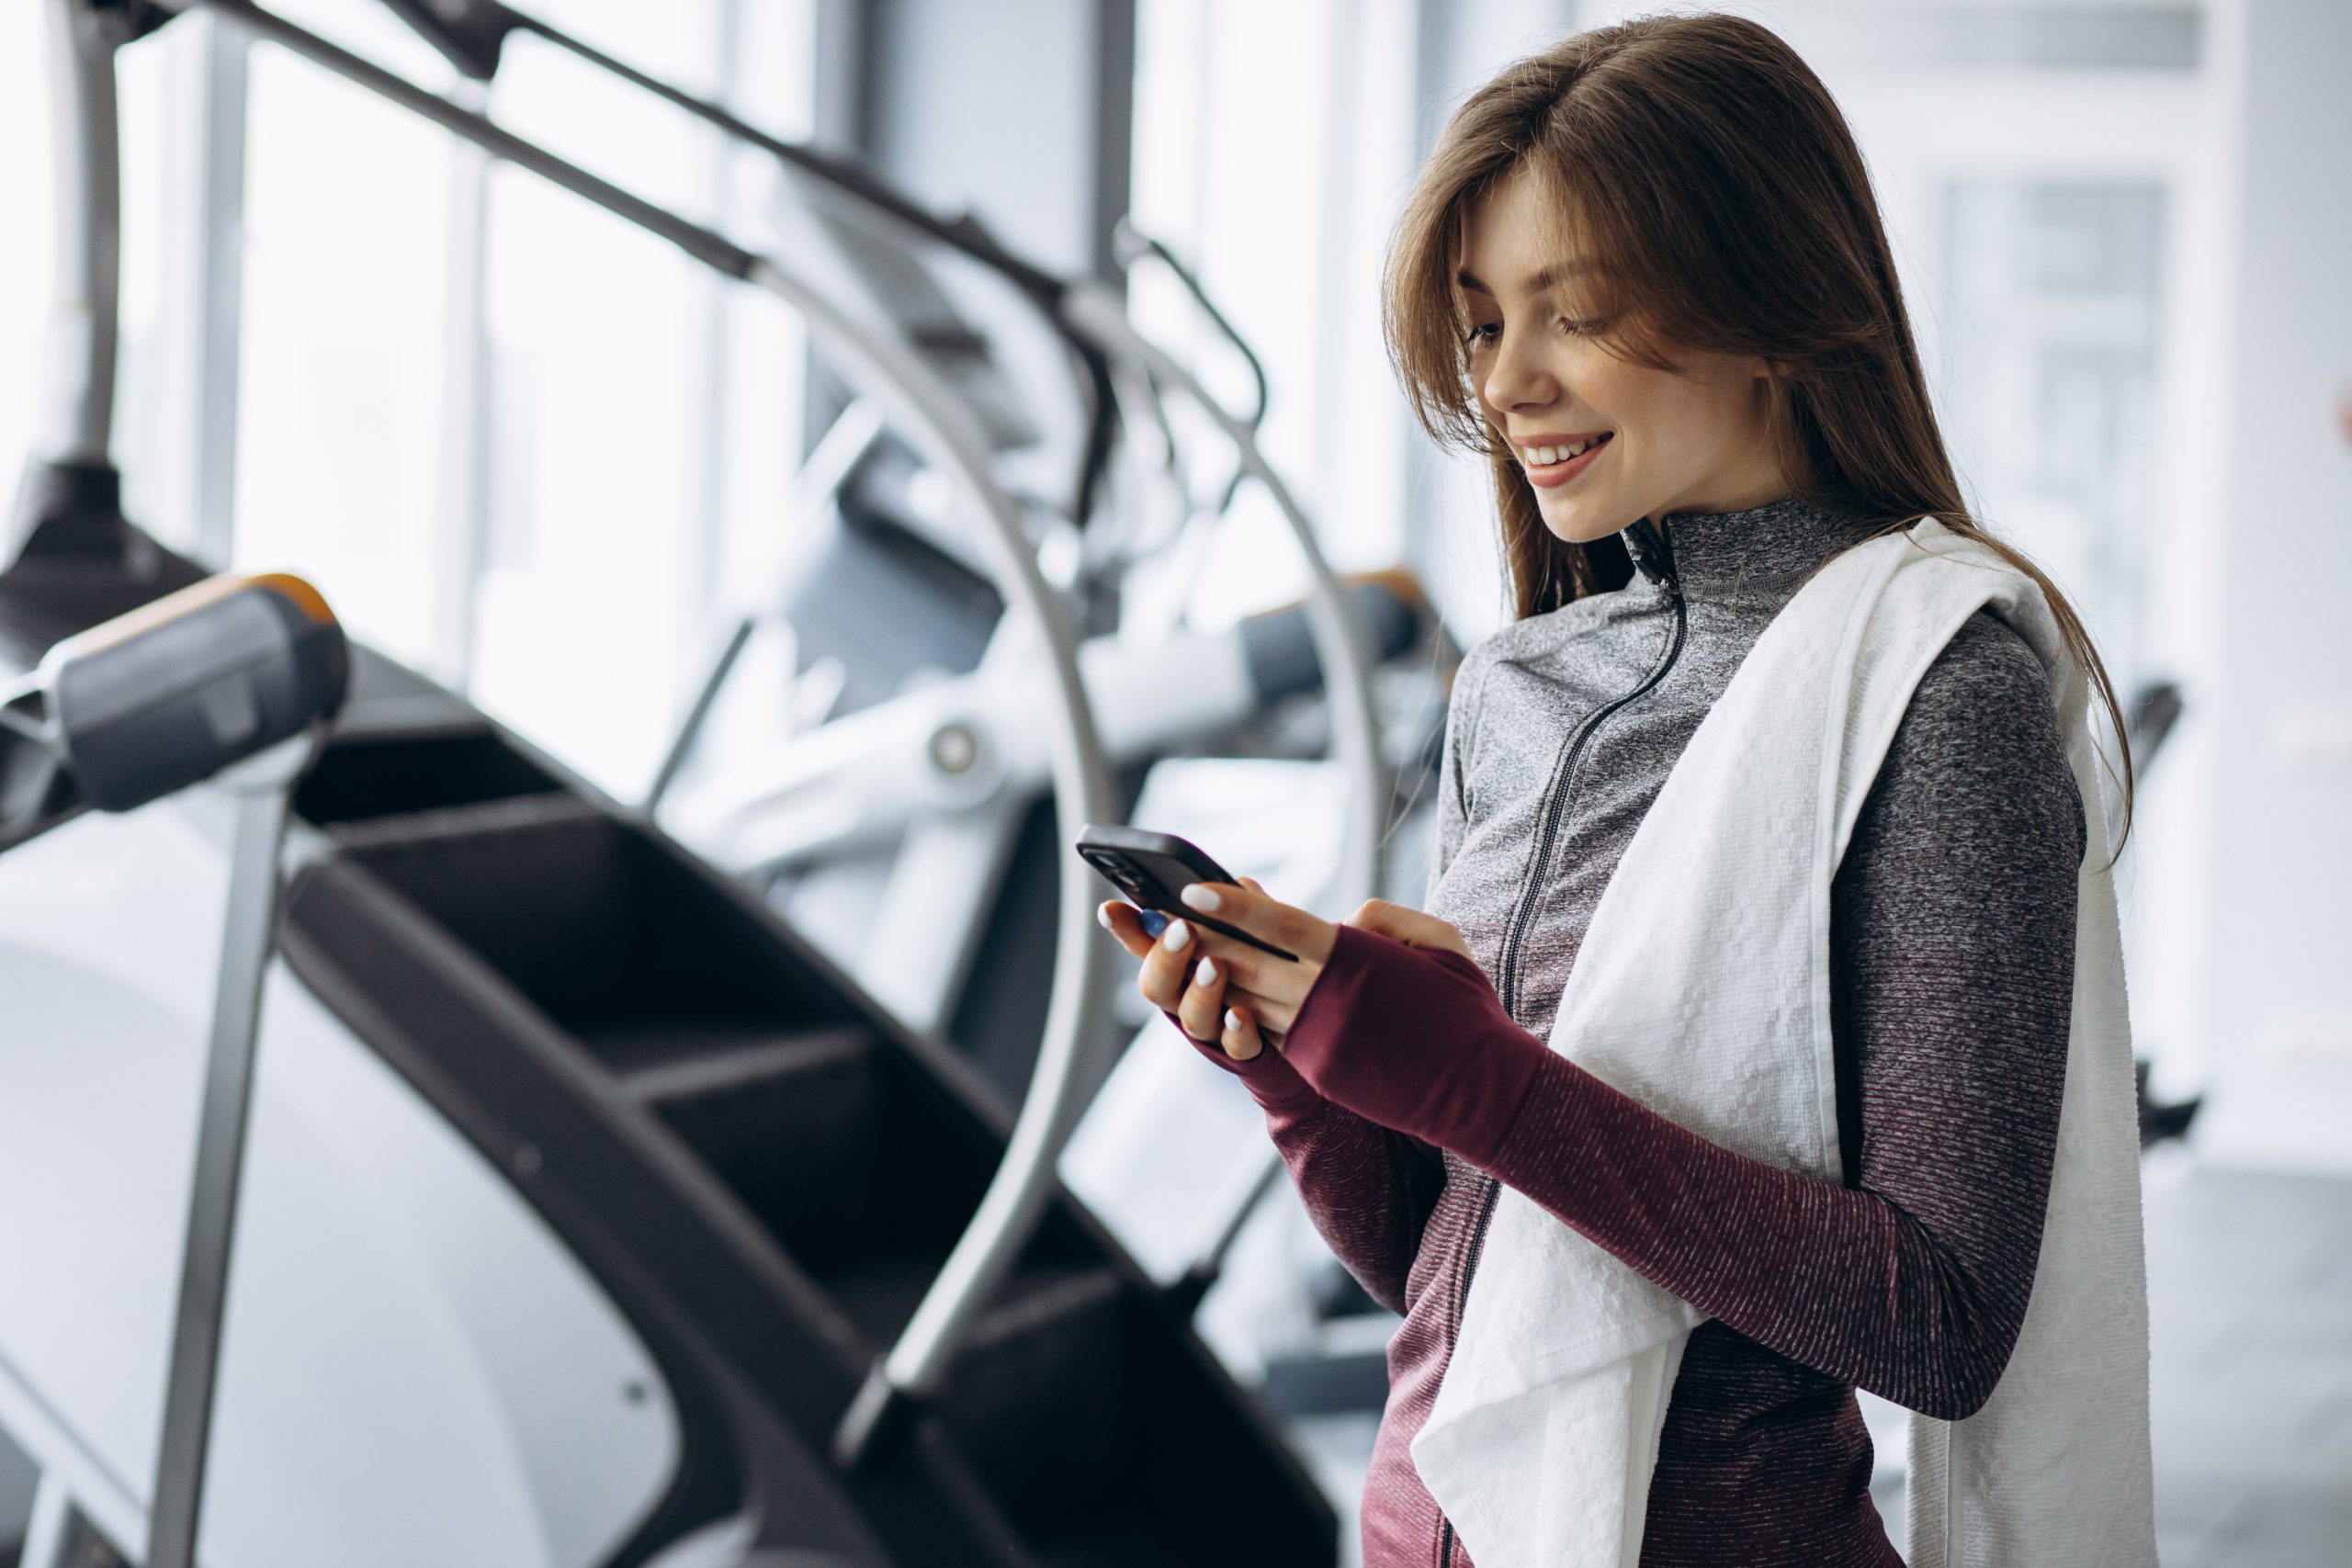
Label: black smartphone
xmin=1074 ymin=823 xmax=1300 ymax=963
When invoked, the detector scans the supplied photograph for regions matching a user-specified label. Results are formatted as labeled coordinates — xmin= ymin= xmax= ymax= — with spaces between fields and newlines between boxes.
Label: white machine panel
xmin=0 ymin=796 xmax=681 ymax=1567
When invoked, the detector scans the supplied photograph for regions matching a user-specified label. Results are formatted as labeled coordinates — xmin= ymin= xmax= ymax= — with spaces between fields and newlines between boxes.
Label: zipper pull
xmin=1626 ymin=517 xmax=1680 ymax=595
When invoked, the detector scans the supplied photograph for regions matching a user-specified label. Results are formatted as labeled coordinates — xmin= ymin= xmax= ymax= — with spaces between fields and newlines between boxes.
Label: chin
xmin=1537 ymin=499 xmax=1628 ymax=547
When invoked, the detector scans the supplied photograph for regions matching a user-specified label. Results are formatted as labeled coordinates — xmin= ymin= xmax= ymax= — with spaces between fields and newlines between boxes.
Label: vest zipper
xmin=1435 ymin=518 xmax=1688 ymax=1568
xmin=1494 ymin=520 xmax=1686 ymax=1020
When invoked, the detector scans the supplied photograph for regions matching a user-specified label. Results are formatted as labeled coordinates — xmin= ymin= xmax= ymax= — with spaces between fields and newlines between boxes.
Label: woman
xmin=1100 ymin=14 xmax=2136 ymax=1568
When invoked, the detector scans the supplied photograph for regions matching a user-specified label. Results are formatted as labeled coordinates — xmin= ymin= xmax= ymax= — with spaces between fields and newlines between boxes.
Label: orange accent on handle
xmin=56 ymin=574 xmax=251 ymax=657
xmin=52 ymin=571 xmax=338 ymax=660
xmin=250 ymin=572 xmax=338 ymax=626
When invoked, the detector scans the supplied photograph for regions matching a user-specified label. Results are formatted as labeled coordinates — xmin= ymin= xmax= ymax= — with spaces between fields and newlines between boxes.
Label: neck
xmin=1621 ymin=495 xmax=1879 ymax=607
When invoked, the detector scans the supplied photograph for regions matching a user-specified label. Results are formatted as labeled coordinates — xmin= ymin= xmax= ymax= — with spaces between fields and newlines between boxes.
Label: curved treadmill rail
xmin=164 ymin=0 xmax=1128 ymax=1474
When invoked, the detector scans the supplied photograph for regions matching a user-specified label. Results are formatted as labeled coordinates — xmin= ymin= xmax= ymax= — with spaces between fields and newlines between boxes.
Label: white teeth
xmin=1525 ymin=437 xmax=1602 ymax=467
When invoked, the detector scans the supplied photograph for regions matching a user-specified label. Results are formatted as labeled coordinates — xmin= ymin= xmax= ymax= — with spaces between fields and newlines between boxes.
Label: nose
xmin=1481 ymin=322 xmax=1557 ymax=415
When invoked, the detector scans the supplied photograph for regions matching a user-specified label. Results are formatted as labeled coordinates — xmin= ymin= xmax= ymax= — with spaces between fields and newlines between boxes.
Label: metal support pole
xmin=688 ymin=0 xmax=747 ymax=645
xmin=183 ymin=11 xmax=250 ymax=568
xmin=18 ymin=1473 xmax=76 ymax=1568
xmin=146 ymin=729 xmax=320 ymax=1568
xmin=432 ymin=80 xmax=494 ymax=693
xmin=42 ymin=0 xmax=124 ymax=466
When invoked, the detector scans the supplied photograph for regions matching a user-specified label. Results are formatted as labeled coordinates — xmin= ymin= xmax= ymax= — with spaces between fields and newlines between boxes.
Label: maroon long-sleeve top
xmin=1164 ymin=501 xmax=2086 ymax=1566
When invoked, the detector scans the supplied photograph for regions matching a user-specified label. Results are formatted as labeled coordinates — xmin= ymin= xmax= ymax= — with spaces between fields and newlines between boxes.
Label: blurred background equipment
xmin=0 ymin=2 xmax=2345 ymax=1567
xmin=2 ymin=0 xmax=1432 ymax=1562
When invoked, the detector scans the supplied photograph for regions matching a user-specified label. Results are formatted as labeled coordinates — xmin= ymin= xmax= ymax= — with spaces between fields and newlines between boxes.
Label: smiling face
xmin=1459 ymin=165 xmax=1795 ymax=545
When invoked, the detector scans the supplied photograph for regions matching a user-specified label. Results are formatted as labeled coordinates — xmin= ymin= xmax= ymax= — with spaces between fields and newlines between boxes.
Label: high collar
xmin=1621 ymin=495 xmax=1881 ymax=611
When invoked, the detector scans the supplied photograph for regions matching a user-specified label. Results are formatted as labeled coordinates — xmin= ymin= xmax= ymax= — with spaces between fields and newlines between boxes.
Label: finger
xmin=1175 ymin=879 xmax=1335 ymax=967
xmin=1346 ymin=897 xmax=1430 ymax=937
xmin=1345 ymin=897 xmax=1474 ymax=959
xmin=1246 ymin=994 xmax=1299 ymax=1039
xmin=1173 ymin=926 xmax=1311 ymax=1010
xmin=1136 ymin=915 xmax=1202 ymax=1013
xmin=1219 ymin=999 xmax=1265 ymax=1062
xmin=1238 ymin=875 xmax=1266 ymax=895
xmin=1097 ymin=900 xmax=1157 ymax=959
xmin=1177 ymin=953 xmax=1227 ymax=1043
xmin=1189 ymin=969 xmax=1299 ymax=1040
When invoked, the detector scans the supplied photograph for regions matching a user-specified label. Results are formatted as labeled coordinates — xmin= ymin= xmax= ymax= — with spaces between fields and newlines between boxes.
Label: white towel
xmin=1408 ymin=516 xmax=2156 ymax=1567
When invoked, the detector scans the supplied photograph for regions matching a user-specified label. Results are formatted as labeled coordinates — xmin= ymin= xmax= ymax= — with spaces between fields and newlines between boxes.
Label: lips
xmin=1521 ymin=431 xmax=1613 ymax=489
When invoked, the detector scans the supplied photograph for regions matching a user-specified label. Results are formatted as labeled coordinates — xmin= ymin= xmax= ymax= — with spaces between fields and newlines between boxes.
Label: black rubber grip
xmin=49 ymin=577 xmax=349 ymax=811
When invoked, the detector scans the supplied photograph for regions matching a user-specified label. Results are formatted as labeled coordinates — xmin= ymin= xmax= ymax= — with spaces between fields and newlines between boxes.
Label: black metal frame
xmin=148 ymin=758 xmax=307 ymax=1568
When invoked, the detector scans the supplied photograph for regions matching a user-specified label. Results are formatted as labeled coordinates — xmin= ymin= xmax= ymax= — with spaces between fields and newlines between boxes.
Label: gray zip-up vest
xmin=1430 ymin=495 xmax=1893 ymax=1031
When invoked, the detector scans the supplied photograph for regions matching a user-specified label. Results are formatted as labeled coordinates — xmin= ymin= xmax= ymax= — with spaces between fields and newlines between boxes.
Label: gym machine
xmin=0 ymin=0 xmax=1422 ymax=1562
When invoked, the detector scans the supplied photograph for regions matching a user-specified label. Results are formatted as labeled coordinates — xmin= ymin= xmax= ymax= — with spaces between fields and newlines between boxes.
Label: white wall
xmin=1126 ymin=0 xmax=1429 ymax=628
xmin=2183 ymin=0 xmax=2352 ymax=1171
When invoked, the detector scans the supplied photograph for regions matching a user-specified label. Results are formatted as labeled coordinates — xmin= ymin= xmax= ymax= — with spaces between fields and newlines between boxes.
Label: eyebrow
xmin=1456 ymin=262 xmax=1589 ymax=298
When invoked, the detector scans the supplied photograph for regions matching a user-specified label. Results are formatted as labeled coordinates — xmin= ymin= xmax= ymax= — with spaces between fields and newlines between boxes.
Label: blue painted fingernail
xmin=1180 ymin=883 xmax=1222 ymax=912
xmin=1137 ymin=909 xmax=1169 ymax=939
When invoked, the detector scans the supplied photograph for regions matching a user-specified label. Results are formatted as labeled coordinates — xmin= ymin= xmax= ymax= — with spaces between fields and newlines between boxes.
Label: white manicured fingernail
xmin=1164 ymin=919 xmax=1191 ymax=951
xmin=1180 ymin=883 xmax=1222 ymax=912
xmin=1196 ymin=957 xmax=1216 ymax=986
xmin=1096 ymin=903 xmax=1115 ymax=931
xmin=1225 ymin=1007 xmax=1242 ymax=1032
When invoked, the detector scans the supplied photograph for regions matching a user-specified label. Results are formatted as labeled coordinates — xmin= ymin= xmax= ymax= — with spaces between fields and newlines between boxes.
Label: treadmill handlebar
xmin=357 ymin=0 xmax=1119 ymax=526
xmin=371 ymin=0 xmax=523 ymax=82
xmin=1 ymin=573 xmax=347 ymax=838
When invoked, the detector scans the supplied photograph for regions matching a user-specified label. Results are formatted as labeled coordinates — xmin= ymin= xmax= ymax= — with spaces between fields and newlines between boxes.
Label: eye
xmin=1463 ymin=321 xmax=1502 ymax=350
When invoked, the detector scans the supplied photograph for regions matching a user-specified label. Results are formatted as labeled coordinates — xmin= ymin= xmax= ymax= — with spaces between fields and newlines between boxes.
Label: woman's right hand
xmin=1098 ymin=884 xmax=1273 ymax=1062
xmin=1099 ymin=878 xmax=1476 ymax=1066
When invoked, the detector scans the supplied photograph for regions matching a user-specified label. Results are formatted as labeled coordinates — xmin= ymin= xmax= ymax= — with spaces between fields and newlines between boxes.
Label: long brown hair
xmin=1383 ymin=11 xmax=2133 ymax=860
